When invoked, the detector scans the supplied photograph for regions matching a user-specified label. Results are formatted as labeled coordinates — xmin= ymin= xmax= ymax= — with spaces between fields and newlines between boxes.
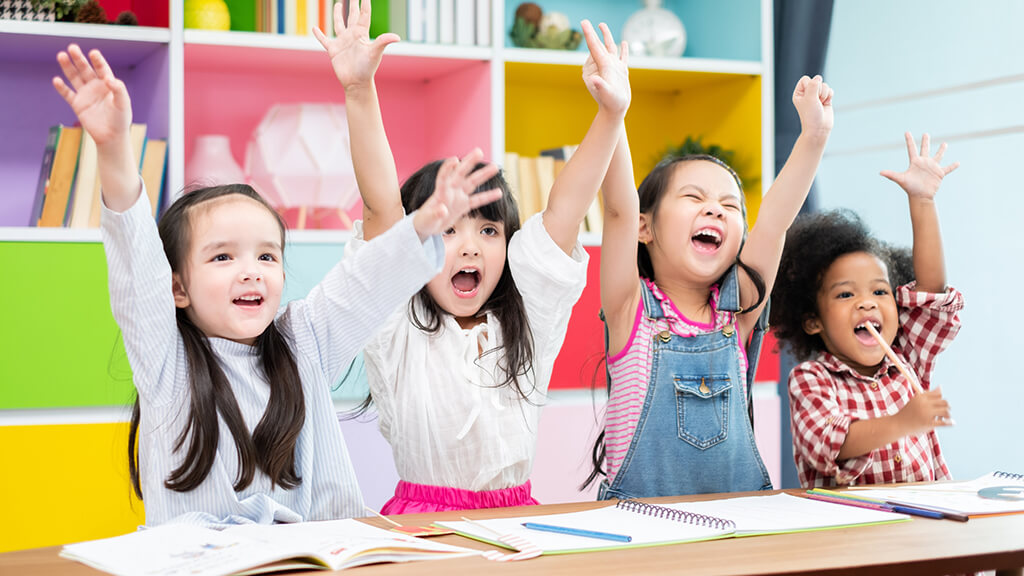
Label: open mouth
xmin=451 ymin=268 xmax=481 ymax=297
xmin=691 ymin=228 xmax=722 ymax=253
xmin=854 ymin=321 xmax=881 ymax=345
xmin=233 ymin=295 xmax=263 ymax=308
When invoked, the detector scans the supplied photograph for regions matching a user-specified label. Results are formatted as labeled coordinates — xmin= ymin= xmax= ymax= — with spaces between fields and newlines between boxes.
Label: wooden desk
xmin=4 ymin=489 xmax=1023 ymax=576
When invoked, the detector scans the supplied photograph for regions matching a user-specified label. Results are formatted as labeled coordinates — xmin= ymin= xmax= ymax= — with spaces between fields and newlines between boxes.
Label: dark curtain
xmin=773 ymin=0 xmax=834 ymax=489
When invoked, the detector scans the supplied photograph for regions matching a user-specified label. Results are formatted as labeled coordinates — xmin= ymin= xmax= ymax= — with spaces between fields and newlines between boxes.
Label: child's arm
xmin=542 ymin=20 xmax=630 ymax=255
xmin=839 ymin=388 xmax=953 ymax=458
xmin=52 ymin=44 xmax=139 ymax=211
xmin=880 ymin=132 xmax=959 ymax=293
xmin=737 ymin=75 xmax=833 ymax=338
xmin=599 ymin=129 xmax=641 ymax=357
xmin=314 ymin=0 xmax=402 ymax=240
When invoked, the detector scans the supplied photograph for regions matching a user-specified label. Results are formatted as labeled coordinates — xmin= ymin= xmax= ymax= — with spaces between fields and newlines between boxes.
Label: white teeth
xmin=237 ymin=295 xmax=261 ymax=301
xmin=695 ymin=229 xmax=721 ymax=240
xmin=460 ymin=268 xmax=477 ymax=274
xmin=856 ymin=321 xmax=881 ymax=330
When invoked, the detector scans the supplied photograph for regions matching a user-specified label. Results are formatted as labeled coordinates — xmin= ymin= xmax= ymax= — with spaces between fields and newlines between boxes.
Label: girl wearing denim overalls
xmin=590 ymin=75 xmax=835 ymax=499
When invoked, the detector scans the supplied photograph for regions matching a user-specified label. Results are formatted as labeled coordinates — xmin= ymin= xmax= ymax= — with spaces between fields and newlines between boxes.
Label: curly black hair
xmin=770 ymin=209 xmax=910 ymax=361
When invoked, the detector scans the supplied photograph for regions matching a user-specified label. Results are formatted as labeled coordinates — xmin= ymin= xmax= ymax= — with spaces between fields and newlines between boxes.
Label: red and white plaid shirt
xmin=788 ymin=283 xmax=964 ymax=488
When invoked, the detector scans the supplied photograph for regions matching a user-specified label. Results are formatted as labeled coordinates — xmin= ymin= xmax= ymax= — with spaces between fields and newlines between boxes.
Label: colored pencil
xmin=864 ymin=323 xmax=923 ymax=394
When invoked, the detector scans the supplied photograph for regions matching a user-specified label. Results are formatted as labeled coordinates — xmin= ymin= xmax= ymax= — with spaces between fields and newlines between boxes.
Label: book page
xmin=60 ymin=524 xmax=299 ymax=576
xmin=663 ymin=493 xmax=909 ymax=536
xmin=225 ymin=519 xmax=478 ymax=570
xmin=437 ymin=503 xmax=734 ymax=554
xmin=854 ymin=472 xmax=1024 ymax=516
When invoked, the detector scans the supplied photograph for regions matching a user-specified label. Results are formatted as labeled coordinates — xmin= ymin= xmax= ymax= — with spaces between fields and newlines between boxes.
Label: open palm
xmin=580 ymin=20 xmax=630 ymax=116
xmin=313 ymin=0 xmax=398 ymax=91
xmin=880 ymin=132 xmax=959 ymax=199
xmin=52 ymin=44 xmax=131 ymax=146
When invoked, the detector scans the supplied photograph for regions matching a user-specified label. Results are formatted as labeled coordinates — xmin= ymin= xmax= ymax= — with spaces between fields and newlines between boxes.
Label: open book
xmin=435 ymin=493 xmax=908 ymax=555
xmin=59 ymin=518 xmax=478 ymax=576
xmin=853 ymin=470 xmax=1024 ymax=518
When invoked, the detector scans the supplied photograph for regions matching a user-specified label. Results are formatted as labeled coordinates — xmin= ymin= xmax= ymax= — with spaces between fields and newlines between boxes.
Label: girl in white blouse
xmin=52 ymin=42 xmax=499 ymax=526
xmin=315 ymin=0 xmax=631 ymax=512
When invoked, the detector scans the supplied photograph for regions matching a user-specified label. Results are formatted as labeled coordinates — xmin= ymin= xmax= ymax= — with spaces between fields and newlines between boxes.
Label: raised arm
xmin=543 ymin=20 xmax=630 ymax=255
xmin=53 ymin=44 xmax=139 ymax=212
xmin=879 ymin=132 xmax=959 ymax=293
xmin=599 ymin=128 xmax=640 ymax=355
xmin=314 ymin=0 xmax=403 ymax=240
xmin=737 ymin=75 xmax=833 ymax=336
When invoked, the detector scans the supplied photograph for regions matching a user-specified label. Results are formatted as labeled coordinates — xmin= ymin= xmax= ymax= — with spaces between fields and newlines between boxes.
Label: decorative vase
xmin=185 ymin=135 xmax=245 ymax=187
xmin=183 ymin=0 xmax=230 ymax=31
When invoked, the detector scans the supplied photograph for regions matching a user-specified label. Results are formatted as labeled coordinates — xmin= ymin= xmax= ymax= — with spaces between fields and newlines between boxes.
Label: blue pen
xmin=888 ymin=505 xmax=944 ymax=520
xmin=521 ymin=522 xmax=632 ymax=542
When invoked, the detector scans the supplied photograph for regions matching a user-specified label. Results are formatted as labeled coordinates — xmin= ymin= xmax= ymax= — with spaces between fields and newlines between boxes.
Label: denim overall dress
xmin=598 ymin=265 xmax=773 ymax=499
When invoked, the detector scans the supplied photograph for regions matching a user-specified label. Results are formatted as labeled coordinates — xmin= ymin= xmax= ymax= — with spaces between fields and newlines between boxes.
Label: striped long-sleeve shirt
xmin=101 ymin=189 xmax=442 ymax=527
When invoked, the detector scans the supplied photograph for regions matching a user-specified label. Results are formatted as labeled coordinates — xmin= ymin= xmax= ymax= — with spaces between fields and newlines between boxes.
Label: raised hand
xmin=880 ymin=132 xmax=960 ymax=200
xmin=52 ymin=44 xmax=131 ymax=146
xmin=313 ymin=0 xmax=399 ymax=93
xmin=580 ymin=20 xmax=630 ymax=117
xmin=792 ymin=74 xmax=834 ymax=136
xmin=896 ymin=388 xmax=954 ymax=436
xmin=412 ymin=149 xmax=503 ymax=240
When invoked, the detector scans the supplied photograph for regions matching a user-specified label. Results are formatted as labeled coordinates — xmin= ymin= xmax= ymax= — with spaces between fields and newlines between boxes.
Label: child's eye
xmin=213 ymin=254 xmax=231 ymax=262
xmin=481 ymin=226 xmax=499 ymax=237
xmin=443 ymin=227 xmax=456 ymax=236
xmin=683 ymin=193 xmax=702 ymax=201
xmin=836 ymin=291 xmax=853 ymax=299
xmin=873 ymin=289 xmax=890 ymax=296
xmin=259 ymin=253 xmax=277 ymax=262
xmin=723 ymin=203 xmax=742 ymax=212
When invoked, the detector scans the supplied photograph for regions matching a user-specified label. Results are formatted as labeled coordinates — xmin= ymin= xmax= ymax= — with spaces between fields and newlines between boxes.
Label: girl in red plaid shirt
xmin=772 ymin=132 xmax=963 ymax=488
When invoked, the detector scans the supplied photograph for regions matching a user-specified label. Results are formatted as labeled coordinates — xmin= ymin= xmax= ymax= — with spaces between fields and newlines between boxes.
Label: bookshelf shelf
xmin=0 ymin=0 xmax=772 ymax=551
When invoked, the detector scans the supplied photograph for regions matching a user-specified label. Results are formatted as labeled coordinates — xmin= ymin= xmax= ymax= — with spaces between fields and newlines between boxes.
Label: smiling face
xmin=641 ymin=160 xmax=746 ymax=286
xmin=804 ymin=251 xmax=899 ymax=376
xmin=172 ymin=195 xmax=285 ymax=345
xmin=425 ymin=214 xmax=507 ymax=329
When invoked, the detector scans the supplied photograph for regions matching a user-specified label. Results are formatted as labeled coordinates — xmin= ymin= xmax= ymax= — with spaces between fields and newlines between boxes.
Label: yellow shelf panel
xmin=505 ymin=63 xmax=763 ymax=225
xmin=0 ymin=423 xmax=144 ymax=552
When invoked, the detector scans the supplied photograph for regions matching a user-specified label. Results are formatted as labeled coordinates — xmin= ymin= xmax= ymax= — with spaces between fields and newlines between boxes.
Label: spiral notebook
xmin=852 ymin=470 xmax=1024 ymax=518
xmin=435 ymin=493 xmax=908 ymax=555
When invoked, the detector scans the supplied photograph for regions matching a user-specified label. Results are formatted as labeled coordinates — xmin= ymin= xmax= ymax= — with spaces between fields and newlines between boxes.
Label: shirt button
xmin=870 ymin=381 xmax=879 ymax=390
xmin=894 ymin=454 xmax=902 ymax=464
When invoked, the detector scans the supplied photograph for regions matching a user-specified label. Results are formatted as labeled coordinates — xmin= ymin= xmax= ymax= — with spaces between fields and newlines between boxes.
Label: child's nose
xmin=460 ymin=238 xmax=480 ymax=257
xmin=705 ymin=203 xmax=724 ymax=217
xmin=240 ymin=270 xmax=263 ymax=282
xmin=857 ymin=298 xmax=877 ymax=310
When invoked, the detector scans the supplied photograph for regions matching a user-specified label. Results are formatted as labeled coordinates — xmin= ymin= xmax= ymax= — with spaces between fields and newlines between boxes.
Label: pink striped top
xmin=604 ymin=278 xmax=746 ymax=482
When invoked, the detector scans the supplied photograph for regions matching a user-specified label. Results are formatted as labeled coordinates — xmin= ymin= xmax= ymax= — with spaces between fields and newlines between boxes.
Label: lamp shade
xmin=245 ymin=103 xmax=361 ymax=229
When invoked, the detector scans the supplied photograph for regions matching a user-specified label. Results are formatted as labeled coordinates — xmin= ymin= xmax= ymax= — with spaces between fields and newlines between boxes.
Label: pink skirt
xmin=380 ymin=480 xmax=540 ymax=514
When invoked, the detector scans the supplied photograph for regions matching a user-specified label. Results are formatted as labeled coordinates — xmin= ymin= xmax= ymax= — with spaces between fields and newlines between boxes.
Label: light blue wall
xmin=819 ymin=0 xmax=1024 ymax=479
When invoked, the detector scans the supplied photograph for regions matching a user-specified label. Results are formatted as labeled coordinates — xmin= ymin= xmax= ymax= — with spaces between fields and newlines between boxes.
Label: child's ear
xmin=638 ymin=213 xmax=654 ymax=245
xmin=803 ymin=315 xmax=822 ymax=335
xmin=172 ymin=273 xmax=190 ymax=309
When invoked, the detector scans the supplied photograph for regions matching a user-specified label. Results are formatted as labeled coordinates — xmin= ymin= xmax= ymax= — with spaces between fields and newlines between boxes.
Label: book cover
xmin=515 ymin=154 xmax=539 ymax=223
xmin=29 ymin=125 xmax=60 ymax=226
xmin=534 ymin=153 xmax=555 ymax=213
xmin=140 ymin=138 xmax=169 ymax=218
xmin=424 ymin=0 xmax=438 ymax=43
xmin=438 ymin=0 xmax=453 ymax=43
xmin=454 ymin=0 xmax=473 ymax=45
xmin=60 ymin=518 xmax=478 ymax=576
xmin=407 ymin=0 xmax=425 ymax=42
xmin=224 ymin=0 xmax=256 ymax=31
xmin=67 ymin=131 xmax=98 ymax=228
xmin=474 ymin=0 xmax=489 ymax=46
xmin=37 ymin=125 xmax=83 ymax=228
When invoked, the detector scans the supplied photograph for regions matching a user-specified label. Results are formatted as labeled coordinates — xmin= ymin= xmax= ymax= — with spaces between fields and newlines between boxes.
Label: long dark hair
xmin=128 ymin=184 xmax=305 ymax=499
xmin=582 ymin=154 xmax=767 ymax=490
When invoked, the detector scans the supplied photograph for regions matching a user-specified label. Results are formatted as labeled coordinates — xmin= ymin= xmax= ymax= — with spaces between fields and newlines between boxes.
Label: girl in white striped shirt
xmin=52 ymin=43 xmax=501 ymax=526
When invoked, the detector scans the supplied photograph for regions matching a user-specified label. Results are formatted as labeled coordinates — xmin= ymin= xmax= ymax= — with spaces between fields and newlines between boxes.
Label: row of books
xmin=504 ymin=145 xmax=604 ymax=235
xmin=31 ymin=123 xmax=167 ymax=228
xmin=235 ymin=0 xmax=491 ymax=47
